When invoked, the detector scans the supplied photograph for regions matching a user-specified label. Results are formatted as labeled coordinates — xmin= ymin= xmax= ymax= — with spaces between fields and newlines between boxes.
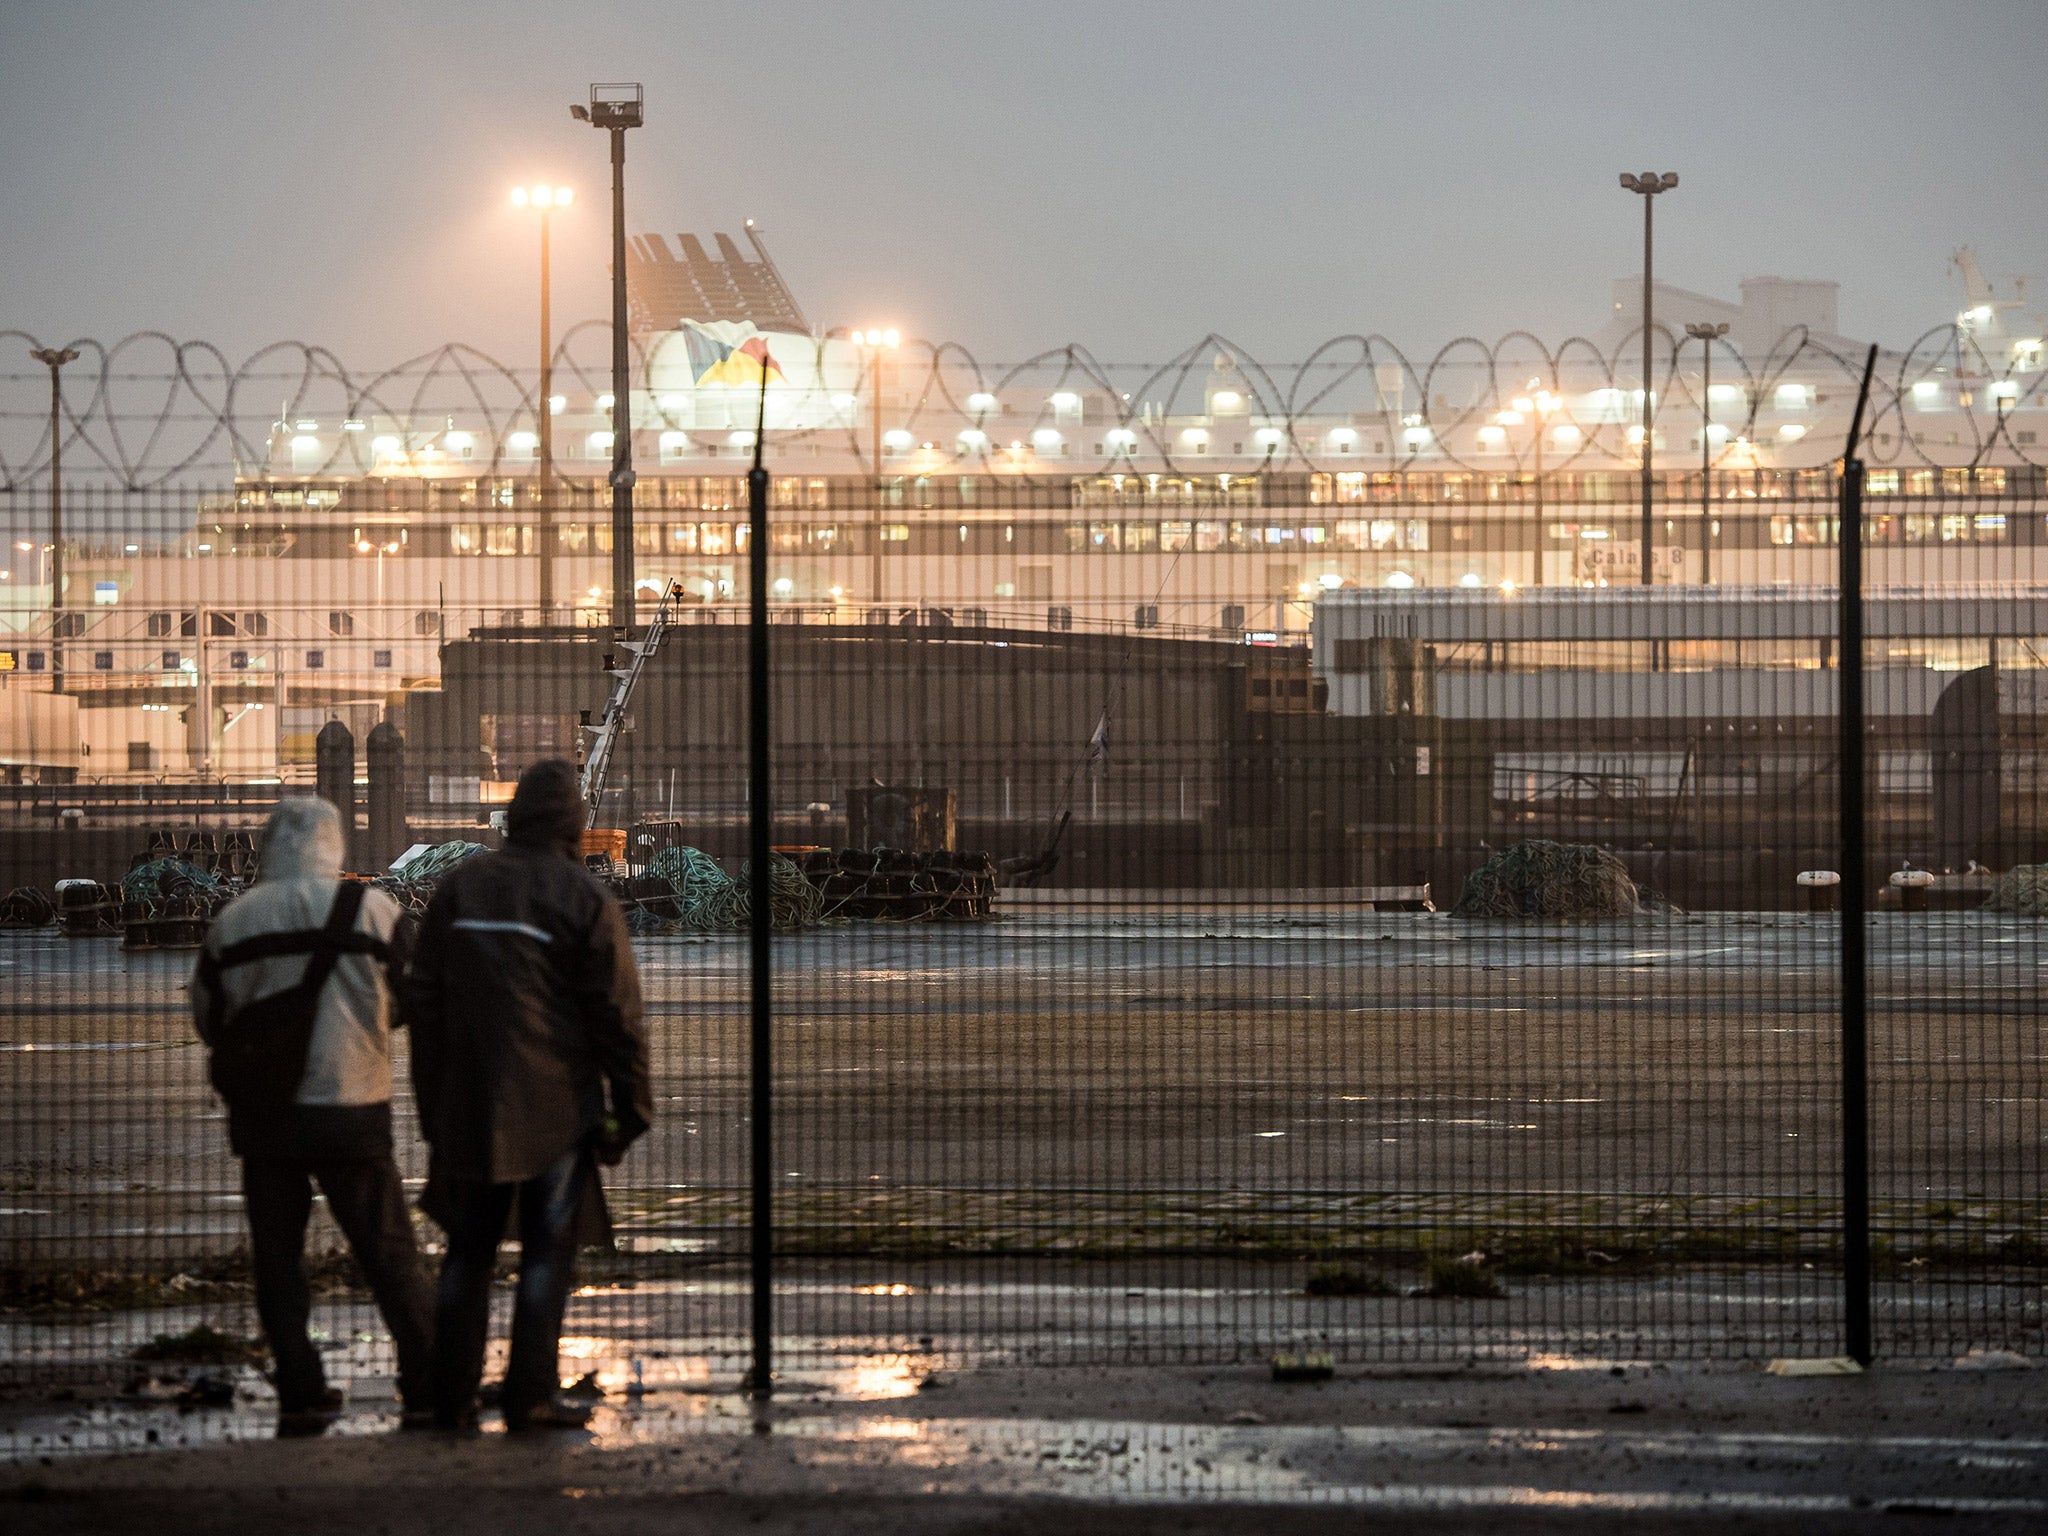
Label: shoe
xmin=277 ymin=1386 xmax=345 ymax=1438
xmin=504 ymin=1396 xmax=594 ymax=1432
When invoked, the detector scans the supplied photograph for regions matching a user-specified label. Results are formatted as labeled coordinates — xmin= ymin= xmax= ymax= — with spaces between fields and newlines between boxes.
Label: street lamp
xmin=512 ymin=183 xmax=572 ymax=622
xmin=1619 ymin=171 xmax=1678 ymax=585
xmin=1685 ymin=321 xmax=1730 ymax=583
xmin=572 ymin=83 xmax=643 ymax=633
xmin=28 ymin=346 xmax=79 ymax=692
xmin=1511 ymin=383 xmax=1561 ymax=586
xmin=849 ymin=328 xmax=900 ymax=607
xmin=355 ymin=536 xmax=401 ymax=603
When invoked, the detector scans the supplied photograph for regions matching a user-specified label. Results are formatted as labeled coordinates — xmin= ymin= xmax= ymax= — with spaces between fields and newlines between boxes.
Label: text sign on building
xmin=1576 ymin=542 xmax=1687 ymax=582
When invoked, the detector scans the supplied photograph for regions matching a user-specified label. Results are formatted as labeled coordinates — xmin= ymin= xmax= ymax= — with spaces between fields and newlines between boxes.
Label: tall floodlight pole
xmin=1686 ymin=321 xmax=1729 ymax=584
xmin=573 ymin=84 xmax=643 ymax=633
xmin=1619 ymin=172 xmax=1678 ymax=584
xmin=513 ymin=185 xmax=572 ymax=622
xmin=29 ymin=346 xmax=79 ymax=694
xmin=1512 ymin=383 xmax=1558 ymax=587
xmin=851 ymin=328 xmax=899 ymax=611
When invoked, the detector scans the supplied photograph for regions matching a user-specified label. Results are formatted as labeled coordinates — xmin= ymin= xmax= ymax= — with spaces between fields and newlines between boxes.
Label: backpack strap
xmin=292 ymin=881 xmax=369 ymax=1012
xmin=212 ymin=880 xmax=372 ymax=1027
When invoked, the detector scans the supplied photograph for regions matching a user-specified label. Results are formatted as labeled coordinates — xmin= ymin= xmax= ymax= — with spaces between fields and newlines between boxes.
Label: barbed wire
xmin=0 ymin=320 xmax=2039 ymax=492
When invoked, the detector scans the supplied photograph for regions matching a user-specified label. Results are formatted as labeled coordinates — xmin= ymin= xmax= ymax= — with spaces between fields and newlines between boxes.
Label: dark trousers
xmin=241 ymin=1153 xmax=435 ymax=1413
xmin=430 ymin=1146 xmax=589 ymax=1424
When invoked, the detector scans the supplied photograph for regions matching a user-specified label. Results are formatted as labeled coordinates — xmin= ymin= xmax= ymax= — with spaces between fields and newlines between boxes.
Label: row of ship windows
xmin=220 ymin=463 xmax=2047 ymax=517
xmin=44 ymin=510 xmax=2048 ymax=564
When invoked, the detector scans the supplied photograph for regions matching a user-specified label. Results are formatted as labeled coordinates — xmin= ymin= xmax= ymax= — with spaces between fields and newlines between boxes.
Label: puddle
xmin=11 ymin=1399 xmax=2040 ymax=1517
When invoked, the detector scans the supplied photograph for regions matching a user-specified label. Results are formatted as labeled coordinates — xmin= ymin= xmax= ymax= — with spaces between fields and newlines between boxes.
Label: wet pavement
xmin=4 ymin=909 xmax=2043 ymax=1369
xmin=3 ymin=1357 xmax=2043 ymax=1532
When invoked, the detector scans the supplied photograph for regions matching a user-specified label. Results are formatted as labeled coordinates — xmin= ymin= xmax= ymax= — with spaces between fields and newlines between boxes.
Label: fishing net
xmin=1983 ymin=864 xmax=2048 ymax=916
xmin=627 ymin=847 xmax=825 ymax=933
xmin=120 ymin=858 xmax=228 ymax=904
xmin=0 ymin=887 xmax=56 ymax=928
xmin=1450 ymin=840 xmax=1645 ymax=920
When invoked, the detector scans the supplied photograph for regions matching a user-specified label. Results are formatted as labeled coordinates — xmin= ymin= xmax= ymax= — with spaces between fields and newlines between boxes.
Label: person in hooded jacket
xmin=191 ymin=796 xmax=435 ymax=1436
xmin=403 ymin=757 xmax=651 ymax=1432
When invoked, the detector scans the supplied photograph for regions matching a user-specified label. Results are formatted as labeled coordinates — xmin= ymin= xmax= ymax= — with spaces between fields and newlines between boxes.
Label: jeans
xmin=241 ymin=1154 xmax=435 ymax=1413
xmin=429 ymin=1146 xmax=590 ymax=1425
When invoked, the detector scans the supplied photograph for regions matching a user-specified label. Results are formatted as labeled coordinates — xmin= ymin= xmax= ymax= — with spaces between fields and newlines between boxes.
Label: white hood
xmin=258 ymin=796 xmax=345 ymax=882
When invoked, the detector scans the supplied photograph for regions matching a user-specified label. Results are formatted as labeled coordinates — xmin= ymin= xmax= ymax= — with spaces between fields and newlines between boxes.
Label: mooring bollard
xmin=1797 ymin=869 xmax=1841 ymax=913
xmin=1889 ymin=867 xmax=1933 ymax=913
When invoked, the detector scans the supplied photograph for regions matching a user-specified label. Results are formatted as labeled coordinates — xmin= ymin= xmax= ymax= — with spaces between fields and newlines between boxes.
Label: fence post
xmin=747 ymin=407 xmax=774 ymax=1399
xmin=1838 ymin=345 xmax=1878 ymax=1367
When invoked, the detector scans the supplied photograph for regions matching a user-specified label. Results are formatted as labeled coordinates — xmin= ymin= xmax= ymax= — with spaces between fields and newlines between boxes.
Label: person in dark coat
xmin=404 ymin=758 xmax=650 ymax=1432
xmin=191 ymin=796 xmax=434 ymax=1436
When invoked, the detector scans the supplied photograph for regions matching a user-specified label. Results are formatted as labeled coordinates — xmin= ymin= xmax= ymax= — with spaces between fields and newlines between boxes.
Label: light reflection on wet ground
xmin=6 ymin=1382 xmax=2045 ymax=1517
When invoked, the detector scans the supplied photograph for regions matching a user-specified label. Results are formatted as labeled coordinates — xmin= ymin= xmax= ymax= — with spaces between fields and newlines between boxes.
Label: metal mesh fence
xmin=1 ymin=460 xmax=2043 ymax=1394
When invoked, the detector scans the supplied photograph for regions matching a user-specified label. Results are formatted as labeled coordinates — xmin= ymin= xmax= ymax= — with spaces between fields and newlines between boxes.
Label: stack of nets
xmin=1451 ymin=840 xmax=1645 ymax=919
xmin=626 ymin=846 xmax=824 ymax=933
xmin=1983 ymin=864 xmax=2048 ymax=916
xmin=377 ymin=840 xmax=488 ymax=916
xmin=121 ymin=857 xmax=228 ymax=904
xmin=393 ymin=841 xmax=487 ymax=882
xmin=0 ymin=887 xmax=56 ymax=928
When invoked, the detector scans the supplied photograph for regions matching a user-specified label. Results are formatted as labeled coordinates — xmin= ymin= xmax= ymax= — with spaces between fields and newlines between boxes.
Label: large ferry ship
xmin=0 ymin=244 xmax=2042 ymax=784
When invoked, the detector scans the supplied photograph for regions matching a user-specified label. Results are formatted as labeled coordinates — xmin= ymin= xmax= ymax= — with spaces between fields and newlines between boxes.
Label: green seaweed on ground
xmin=131 ymin=1323 xmax=265 ymax=1366
xmin=1422 ymin=1254 xmax=1508 ymax=1299
xmin=1303 ymin=1262 xmax=1396 ymax=1298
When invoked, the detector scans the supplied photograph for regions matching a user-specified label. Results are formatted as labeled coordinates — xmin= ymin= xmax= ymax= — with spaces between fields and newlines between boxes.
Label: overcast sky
xmin=2 ymin=0 xmax=2042 ymax=370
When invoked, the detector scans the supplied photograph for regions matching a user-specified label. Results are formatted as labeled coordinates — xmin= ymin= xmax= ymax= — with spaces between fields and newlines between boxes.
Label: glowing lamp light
xmin=1459 ymin=572 xmax=1483 ymax=588
xmin=1318 ymin=572 xmax=1344 ymax=590
xmin=508 ymin=430 xmax=538 ymax=451
xmin=966 ymin=392 xmax=997 ymax=415
xmin=771 ymin=577 xmax=794 ymax=597
xmin=1384 ymin=570 xmax=1416 ymax=589
xmin=1049 ymin=391 xmax=1079 ymax=410
xmin=1779 ymin=423 xmax=1808 ymax=441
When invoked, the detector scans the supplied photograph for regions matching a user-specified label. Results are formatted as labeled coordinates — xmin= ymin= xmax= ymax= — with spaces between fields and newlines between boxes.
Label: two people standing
xmin=191 ymin=758 xmax=650 ymax=1435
